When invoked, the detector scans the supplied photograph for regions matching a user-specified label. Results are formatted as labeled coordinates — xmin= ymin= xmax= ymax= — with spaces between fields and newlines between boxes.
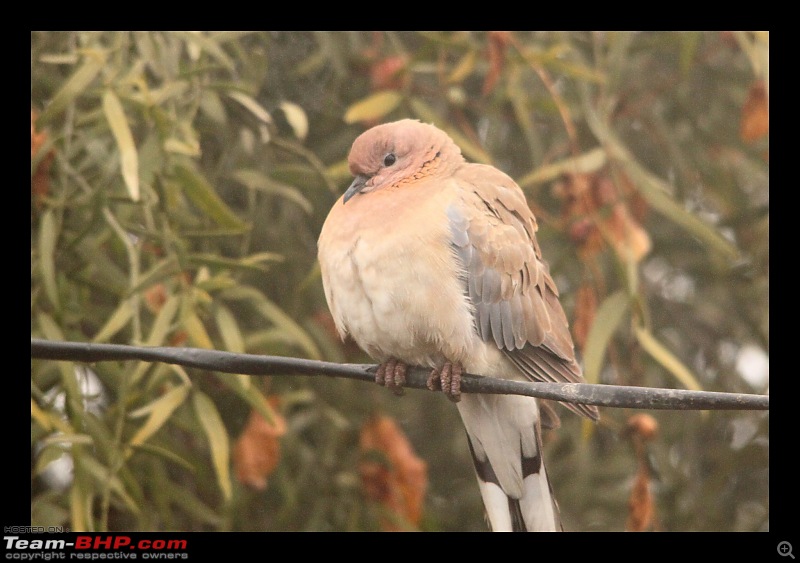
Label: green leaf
xmin=212 ymin=372 xmax=276 ymax=426
xmin=183 ymin=311 xmax=214 ymax=350
xmin=36 ymin=313 xmax=78 ymax=400
xmin=128 ymin=258 xmax=182 ymax=297
xmin=507 ymin=66 xmax=539 ymax=163
xmin=80 ymin=413 xmax=117 ymax=465
xmin=214 ymin=304 xmax=245 ymax=353
xmin=174 ymin=31 xmax=235 ymax=71
xmin=582 ymin=99 xmax=740 ymax=263
xmin=38 ymin=210 xmax=60 ymax=311
xmin=518 ymin=148 xmax=607 ymax=188
xmin=187 ymin=252 xmax=281 ymax=274
xmin=548 ymin=60 xmax=607 ymax=84
xmin=227 ymin=91 xmax=273 ymax=124
xmin=34 ymin=444 xmax=70 ymax=476
xmin=344 ymin=91 xmax=403 ymax=124
xmin=230 ymin=169 xmax=313 ymax=214
xmin=102 ymin=90 xmax=140 ymax=202
xmin=144 ymin=294 xmax=181 ymax=348
xmin=447 ymin=50 xmax=477 ymax=84
xmin=35 ymin=311 xmax=65 ymax=340
xmin=166 ymin=484 xmax=225 ymax=526
xmin=635 ymin=327 xmax=702 ymax=391
xmin=223 ymin=286 xmax=322 ymax=360
xmin=679 ymin=32 xmax=701 ymax=76
xmin=199 ymin=90 xmax=228 ymax=124
xmin=255 ymin=298 xmax=323 ymax=359
xmin=129 ymin=295 xmax=181 ymax=385
xmin=583 ymin=291 xmax=630 ymax=384
xmin=38 ymin=53 xmax=80 ymax=65
xmin=39 ymin=433 xmax=94 ymax=447
xmin=31 ymin=399 xmax=72 ymax=434
xmin=130 ymin=443 xmax=195 ymax=473
xmin=146 ymin=81 xmax=190 ymax=106
xmin=165 ymin=364 xmax=192 ymax=387
xmin=164 ymin=138 xmax=201 ymax=157
xmin=408 ymin=98 xmax=492 ymax=164
xmin=279 ymin=101 xmax=309 ymax=140
xmin=91 ymin=300 xmax=134 ymax=343
xmin=77 ymin=456 xmax=140 ymax=515
xmin=174 ymin=163 xmax=248 ymax=231
xmin=128 ymin=385 xmax=190 ymax=447
xmin=37 ymin=49 xmax=108 ymax=124
xmin=194 ymin=272 xmax=239 ymax=293
xmin=192 ymin=391 xmax=232 ymax=501
xmin=70 ymin=481 xmax=91 ymax=532
xmin=734 ymin=32 xmax=770 ymax=85
xmin=624 ymin=162 xmax=740 ymax=263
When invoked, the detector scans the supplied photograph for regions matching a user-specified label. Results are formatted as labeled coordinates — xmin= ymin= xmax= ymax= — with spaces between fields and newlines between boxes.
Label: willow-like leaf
xmin=166 ymin=483 xmax=225 ymax=526
xmin=78 ymin=456 xmax=140 ymax=515
xmin=31 ymin=399 xmax=74 ymax=435
xmin=37 ymin=49 xmax=107 ymax=124
xmin=174 ymin=163 xmax=248 ymax=231
xmin=183 ymin=311 xmax=214 ymax=350
xmin=518 ymin=148 xmax=607 ymax=189
xmin=128 ymin=385 xmax=190 ymax=447
xmin=34 ymin=444 xmax=70 ymax=476
xmin=214 ymin=304 xmax=250 ymax=390
xmin=174 ymin=32 xmax=235 ymax=71
xmin=635 ymin=327 xmax=702 ymax=391
xmin=192 ymin=391 xmax=232 ymax=501
xmin=102 ymin=90 xmax=140 ymax=201
xmin=223 ymin=286 xmax=322 ymax=360
xmin=344 ymin=91 xmax=403 ymax=124
xmin=130 ymin=443 xmax=195 ymax=473
xmin=279 ymin=101 xmax=309 ymax=140
xmin=447 ymin=50 xmax=477 ymax=84
xmin=227 ymin=91 xmax=273 ymax=123
xmin=38 ymin=210 xmax=60 ymax=311
xmin=129 ymin=295 xmax=181 ymax=385
xmin=127 ymin=258 xmax=182 ymax=297
xmin=91 ymin=300 xmax=134 ymax=344
xmin=187 ymin=252 xmax=283 ymax=274
xmin=212 ymin=371 xmax=277 ymax=426
xmin=409 ymin=98 xmax=492 ymax=164
xmin=39 ymin=434 xmax=94 ymax=447
xmin=69 ymin=481 xmax=90 ymax=532
xmin=583 ymin=291 xmax=630 ymax=384
xmin=229 ymin=169 xmax=313 ymax=214
xmin=582 ymin=98 xmax=740 ymax=263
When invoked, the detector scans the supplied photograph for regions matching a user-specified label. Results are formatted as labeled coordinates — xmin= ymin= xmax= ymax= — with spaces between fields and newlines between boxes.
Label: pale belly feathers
xmin=320 ymin=188 xmax=484 ymax=370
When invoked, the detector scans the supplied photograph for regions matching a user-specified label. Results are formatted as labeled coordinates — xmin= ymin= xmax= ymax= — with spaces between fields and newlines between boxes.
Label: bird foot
xmin=427 ymin=361 xmax=463 ymax=403
xmin=375 ymin=358 xmax=407 ymax=396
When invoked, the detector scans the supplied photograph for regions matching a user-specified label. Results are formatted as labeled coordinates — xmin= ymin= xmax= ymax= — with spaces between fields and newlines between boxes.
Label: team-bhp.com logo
xmin=5 ymin=535 xmax=188 ymax=559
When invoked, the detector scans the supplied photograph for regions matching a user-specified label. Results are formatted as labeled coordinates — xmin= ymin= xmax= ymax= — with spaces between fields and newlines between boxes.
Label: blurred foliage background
xmin=31 ymin=31 xmax=769 ymax=532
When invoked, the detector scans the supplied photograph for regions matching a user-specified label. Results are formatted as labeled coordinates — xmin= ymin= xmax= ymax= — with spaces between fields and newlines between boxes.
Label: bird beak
xmin=343 ymin=174 xmax=369 ymax=204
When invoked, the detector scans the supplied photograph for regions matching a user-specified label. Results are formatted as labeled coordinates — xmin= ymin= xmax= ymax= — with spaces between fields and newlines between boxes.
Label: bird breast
xmin=318 ymin=184 xmax=478 ymax=368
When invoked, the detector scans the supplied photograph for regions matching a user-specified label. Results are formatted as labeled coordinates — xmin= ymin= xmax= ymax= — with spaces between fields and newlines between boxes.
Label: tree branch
xmin=30 ymin=338 xmax=769 ymax=412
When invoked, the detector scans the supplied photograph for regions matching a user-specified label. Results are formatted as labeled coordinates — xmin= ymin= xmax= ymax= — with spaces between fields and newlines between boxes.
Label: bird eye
xmin=383 ymin=153 xmax=396 ymax=167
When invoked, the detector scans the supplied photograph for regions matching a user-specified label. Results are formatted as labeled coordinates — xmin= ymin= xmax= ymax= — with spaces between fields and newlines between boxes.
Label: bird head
xmin=343 ymin=119 xmax=464 ymax=203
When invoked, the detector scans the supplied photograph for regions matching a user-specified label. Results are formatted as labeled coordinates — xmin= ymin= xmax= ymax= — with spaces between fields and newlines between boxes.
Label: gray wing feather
xmin=446 ymin=176 xmax=599 ymax=421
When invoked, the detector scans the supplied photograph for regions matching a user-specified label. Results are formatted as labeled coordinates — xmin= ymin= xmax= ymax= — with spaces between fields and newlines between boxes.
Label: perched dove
xmin=318 ymin=119 xmax=598 ymax=531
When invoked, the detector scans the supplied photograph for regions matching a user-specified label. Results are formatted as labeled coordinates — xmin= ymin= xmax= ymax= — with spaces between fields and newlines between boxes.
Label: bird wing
xmin=449 ymin=163 xmax=599 ymax=421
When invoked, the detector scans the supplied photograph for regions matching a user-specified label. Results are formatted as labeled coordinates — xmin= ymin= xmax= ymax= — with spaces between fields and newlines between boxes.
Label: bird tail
xmin=458 ymin=394 xmax=562 ymax=532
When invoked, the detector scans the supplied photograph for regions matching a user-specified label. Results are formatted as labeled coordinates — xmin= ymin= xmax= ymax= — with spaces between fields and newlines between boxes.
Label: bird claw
xmin=427 ymin=361 xmax=463 ymax=403
xmin=375 ymin=358 xmax=407 ymax=396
